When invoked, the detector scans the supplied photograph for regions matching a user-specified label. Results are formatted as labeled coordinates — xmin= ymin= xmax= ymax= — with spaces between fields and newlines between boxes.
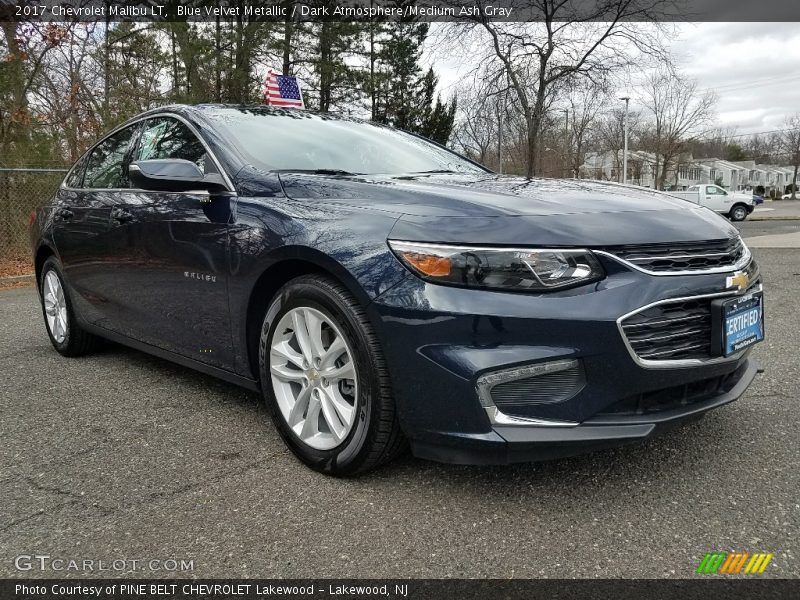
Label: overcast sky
xmin=425 ymin=22 xmax=800 ymax=137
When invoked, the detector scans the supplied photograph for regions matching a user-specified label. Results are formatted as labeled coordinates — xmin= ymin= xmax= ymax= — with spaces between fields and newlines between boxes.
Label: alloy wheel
xmin=43 ymin=270 xmax=68 ymax=343
xmin=269 ymin=306 xmax=358 ymax=450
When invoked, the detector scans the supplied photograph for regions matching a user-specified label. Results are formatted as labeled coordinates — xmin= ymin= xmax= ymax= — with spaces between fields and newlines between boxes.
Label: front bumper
xmin=410 ymin=357 xmax=758 ymax=465
xmin=370 ymin=254 xmax=762 ymax=465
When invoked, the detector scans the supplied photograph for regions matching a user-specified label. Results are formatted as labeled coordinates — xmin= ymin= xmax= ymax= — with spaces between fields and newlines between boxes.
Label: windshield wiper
xmin=409 ymin=169 xmax=460 ymax=174
xmin=275 ymin=169 xmax=362 ymax=176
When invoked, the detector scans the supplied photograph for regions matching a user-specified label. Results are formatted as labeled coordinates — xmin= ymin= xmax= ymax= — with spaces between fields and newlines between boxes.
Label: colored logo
xmin=725 ymin=271 xmax=749 ymax=291
xmin=696 ymin=552 xmax=773 ymax=574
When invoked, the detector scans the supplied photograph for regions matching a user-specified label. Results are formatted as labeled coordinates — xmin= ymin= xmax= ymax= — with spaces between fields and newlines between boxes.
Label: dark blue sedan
xmin=30 ymin=105 xmax=764 ymax=475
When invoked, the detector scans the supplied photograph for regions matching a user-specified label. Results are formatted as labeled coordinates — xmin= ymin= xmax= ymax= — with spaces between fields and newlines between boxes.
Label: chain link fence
xmin=0 ymin=168 xmax=68 ymax=268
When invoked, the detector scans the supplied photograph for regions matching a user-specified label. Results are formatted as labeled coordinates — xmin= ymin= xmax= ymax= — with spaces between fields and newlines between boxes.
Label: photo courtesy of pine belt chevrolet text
xmin=29 ymin=105 xmax=765 ymax=476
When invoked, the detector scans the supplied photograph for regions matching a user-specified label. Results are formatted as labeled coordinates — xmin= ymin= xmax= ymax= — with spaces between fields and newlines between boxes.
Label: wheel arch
xmin=243 ymin=248 xmax=375 ymax=383
xmin=34 ymin=244 xmax=57 ymax=290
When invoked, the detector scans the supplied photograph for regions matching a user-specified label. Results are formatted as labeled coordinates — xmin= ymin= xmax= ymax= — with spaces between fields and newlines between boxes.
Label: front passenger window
xmin=83 ymin=127 xmax=136 ymax=189
xmin=136 ymin=117 xmax=207 ymax=172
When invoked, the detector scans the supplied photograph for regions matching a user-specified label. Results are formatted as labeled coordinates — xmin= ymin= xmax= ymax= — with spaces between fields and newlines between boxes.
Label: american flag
xmin=264 ymin=71 xmax=305 ymax=108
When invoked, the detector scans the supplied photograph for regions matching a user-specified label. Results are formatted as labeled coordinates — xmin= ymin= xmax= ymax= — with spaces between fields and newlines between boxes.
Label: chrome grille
xmin=602 ymin=237 xmax=746 ymax=273
xmin=621 ymin=298 xmax=714 ymax=360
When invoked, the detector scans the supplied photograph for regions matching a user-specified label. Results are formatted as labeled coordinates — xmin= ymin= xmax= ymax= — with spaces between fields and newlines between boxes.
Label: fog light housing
xmin=476 ymin=359 xmax=585 ymax=424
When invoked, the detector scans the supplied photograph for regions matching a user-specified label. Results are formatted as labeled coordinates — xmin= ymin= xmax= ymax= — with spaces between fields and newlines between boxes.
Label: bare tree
xmin=783 ymin=114 xmax=800 ymax=199
xmin=639 ymin=69 xmax=717 ymax=189
xmin=0 ymin=22 xmax=70 ymax=161
xmin=744 ymin=132 xmax=782 ymax=165
xmin=440 ymin=1 xmax=672 ymax=178
xmin=594 ymin=106 xmax=643 ymax=182
xmin=564 ymin=82 xmax=605 ymax=177
xmin=452 ymin=82 xmax=498 ymax=167
xmin=31 ymin=24 xmax=104 ymax=162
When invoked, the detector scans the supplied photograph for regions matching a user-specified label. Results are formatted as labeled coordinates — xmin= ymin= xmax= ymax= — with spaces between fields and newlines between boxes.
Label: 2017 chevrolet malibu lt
xmin=30 ymin=105 xmax=764 ymax=475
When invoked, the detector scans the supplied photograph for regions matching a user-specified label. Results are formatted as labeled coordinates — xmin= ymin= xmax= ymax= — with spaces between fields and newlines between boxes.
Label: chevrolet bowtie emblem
xmin=726 ymin=271 xmax=749 ymax=291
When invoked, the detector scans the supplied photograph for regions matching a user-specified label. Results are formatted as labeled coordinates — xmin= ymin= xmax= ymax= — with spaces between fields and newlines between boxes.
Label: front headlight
xmin=388 ymin=241 xmax=605 ymax=292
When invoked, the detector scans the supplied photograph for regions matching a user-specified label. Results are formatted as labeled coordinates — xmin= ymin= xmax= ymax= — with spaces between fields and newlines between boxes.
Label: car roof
xmin=136 ymin=103 xmax=373 ymax=125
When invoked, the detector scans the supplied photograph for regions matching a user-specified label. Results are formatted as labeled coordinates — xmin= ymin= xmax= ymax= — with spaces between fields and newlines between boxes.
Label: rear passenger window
xmin=136 ymin=117 xmax=207 ymax=171
xmin=83 ymin=126 xmax=136 ymax=189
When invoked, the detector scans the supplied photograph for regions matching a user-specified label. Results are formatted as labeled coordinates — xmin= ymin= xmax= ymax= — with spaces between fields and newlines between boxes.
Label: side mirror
xmin=129 ymin=159 xmax=226 ymax=193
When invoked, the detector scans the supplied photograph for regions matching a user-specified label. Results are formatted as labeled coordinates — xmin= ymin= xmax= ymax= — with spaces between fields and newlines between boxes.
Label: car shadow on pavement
xmin=89 ymin=339 xmax=755 ymax=503
xmin=363 ymin=411 xmax=751 ymax=498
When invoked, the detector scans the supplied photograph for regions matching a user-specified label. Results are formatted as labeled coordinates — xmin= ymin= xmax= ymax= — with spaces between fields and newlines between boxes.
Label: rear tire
xmin=258 ymin=274 xmax=405 ymax=476
xmin=40 ymin=256 xmax=102 ymax=357
xmin=729 ymin=204 xmax=749 ymax=221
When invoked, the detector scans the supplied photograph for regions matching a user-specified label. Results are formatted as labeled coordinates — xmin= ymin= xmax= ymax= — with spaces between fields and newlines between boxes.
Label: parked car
xmin=670 ymin=185 xmax=758 ymax=221
xmin=30 ymin=105 xmax=764 ymax=475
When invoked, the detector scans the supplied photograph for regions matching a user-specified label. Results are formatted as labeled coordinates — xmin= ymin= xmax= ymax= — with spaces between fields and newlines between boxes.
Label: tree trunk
xmin=282 ymin=1 xmax=292 ymax=75
xmin=234 ymin=15 xmax=245 ymax=102
xmin=0 ymin=22 xmax=26 ymax=158
xmin=215 ymin=17 xmax=221 ymax=101
xmin=525 ymin=103 xmax=545 ymax=179
xmin=369 ymin=6 xmax=375 ymax=120
xmin=103 ymin=8 xmax=110 ymax=117
xmin=318 ymin=22 xmax=331 ymax=112
xmin=170 ymin=28 xmax=179 ymax=98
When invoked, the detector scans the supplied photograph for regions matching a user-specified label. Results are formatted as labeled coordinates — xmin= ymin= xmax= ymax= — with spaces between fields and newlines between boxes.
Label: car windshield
xmin=203 ymin=107 xmax=485 ymax=176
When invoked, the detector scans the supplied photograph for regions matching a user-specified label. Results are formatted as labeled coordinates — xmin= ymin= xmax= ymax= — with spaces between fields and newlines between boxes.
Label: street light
xmin=562 ymin=108 xmax=569 ymax=178
xmin=620 ymin=96 xmax=630 ymax=185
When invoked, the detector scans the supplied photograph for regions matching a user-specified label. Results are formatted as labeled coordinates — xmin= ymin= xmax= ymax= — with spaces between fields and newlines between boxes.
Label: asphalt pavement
xmin=1 ymin=231 xmax=798 ymax=579
xmin=752 ymin=199 xmax=800 ymax=219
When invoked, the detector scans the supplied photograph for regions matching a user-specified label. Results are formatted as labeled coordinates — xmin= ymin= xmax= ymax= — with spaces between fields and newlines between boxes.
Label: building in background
xmin=581 ymin=150 xmax=796 ymax=195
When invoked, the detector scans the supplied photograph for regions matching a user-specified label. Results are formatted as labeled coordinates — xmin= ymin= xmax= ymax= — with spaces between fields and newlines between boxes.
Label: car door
xmin=53 ymin=124 xmax=139 ymax=325
xmin=105 ymin=115 xmax=236 ymax=370
xmin=702 ymin=185 xmax=731 ymax=213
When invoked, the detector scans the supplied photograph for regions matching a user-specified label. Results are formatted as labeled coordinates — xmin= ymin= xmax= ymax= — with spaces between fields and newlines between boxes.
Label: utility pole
xmin=620 ymin=96 xmax=630 ymax=185
xmin=498 ymin=97 xmax=503 ymax=175
xmin=563 ymin=108 xmax=569 ymax=178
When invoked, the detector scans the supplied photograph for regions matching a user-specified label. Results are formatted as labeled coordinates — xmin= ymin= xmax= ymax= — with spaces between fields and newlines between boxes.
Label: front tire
xmin=729 ymin=204 xmax=749 ymax=221
xmin=258 ymin=274 xmax=405 ymax=475
xmin=40 ymin=256 xmax=101 ymax=356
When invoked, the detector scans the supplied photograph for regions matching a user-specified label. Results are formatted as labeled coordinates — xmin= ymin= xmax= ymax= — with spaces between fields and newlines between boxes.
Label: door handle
xmin=56 ymin=208 xmax=73 ymax=220
xmin=111 ymin=207 xmax=134 ymax=223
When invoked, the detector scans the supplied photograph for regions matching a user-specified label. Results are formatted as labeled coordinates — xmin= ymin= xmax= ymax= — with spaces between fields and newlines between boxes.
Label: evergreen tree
xmin=372 ymin=25 xmax=456 ymax=144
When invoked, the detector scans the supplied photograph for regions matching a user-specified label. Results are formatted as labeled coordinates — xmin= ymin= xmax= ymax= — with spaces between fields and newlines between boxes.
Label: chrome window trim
xmin=476 ymin=359 xmax=580 ymax=427
xmin=60 ymin=111 xmax=236 ymax=195
xmin=594 ymin=240 xmax=751 ymax=277
xmin=617 ymin=283 xmax=763 ymax=369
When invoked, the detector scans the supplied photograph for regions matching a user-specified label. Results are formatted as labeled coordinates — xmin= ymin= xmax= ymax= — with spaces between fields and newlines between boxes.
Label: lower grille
xmin=598 ymin=362 xmax=749 ymax=416
xmin=489 ymin=362 xmax=585 ymax=411
xmin=476 ymin=359 xmax=586 ymax=419
xmin=621 ymin=298 xmax=714 ymax=360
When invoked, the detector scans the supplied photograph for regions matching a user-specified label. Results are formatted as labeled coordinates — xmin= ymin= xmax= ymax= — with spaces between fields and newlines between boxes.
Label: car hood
xmin=277 ymin=172 xmax=740 ymax=246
